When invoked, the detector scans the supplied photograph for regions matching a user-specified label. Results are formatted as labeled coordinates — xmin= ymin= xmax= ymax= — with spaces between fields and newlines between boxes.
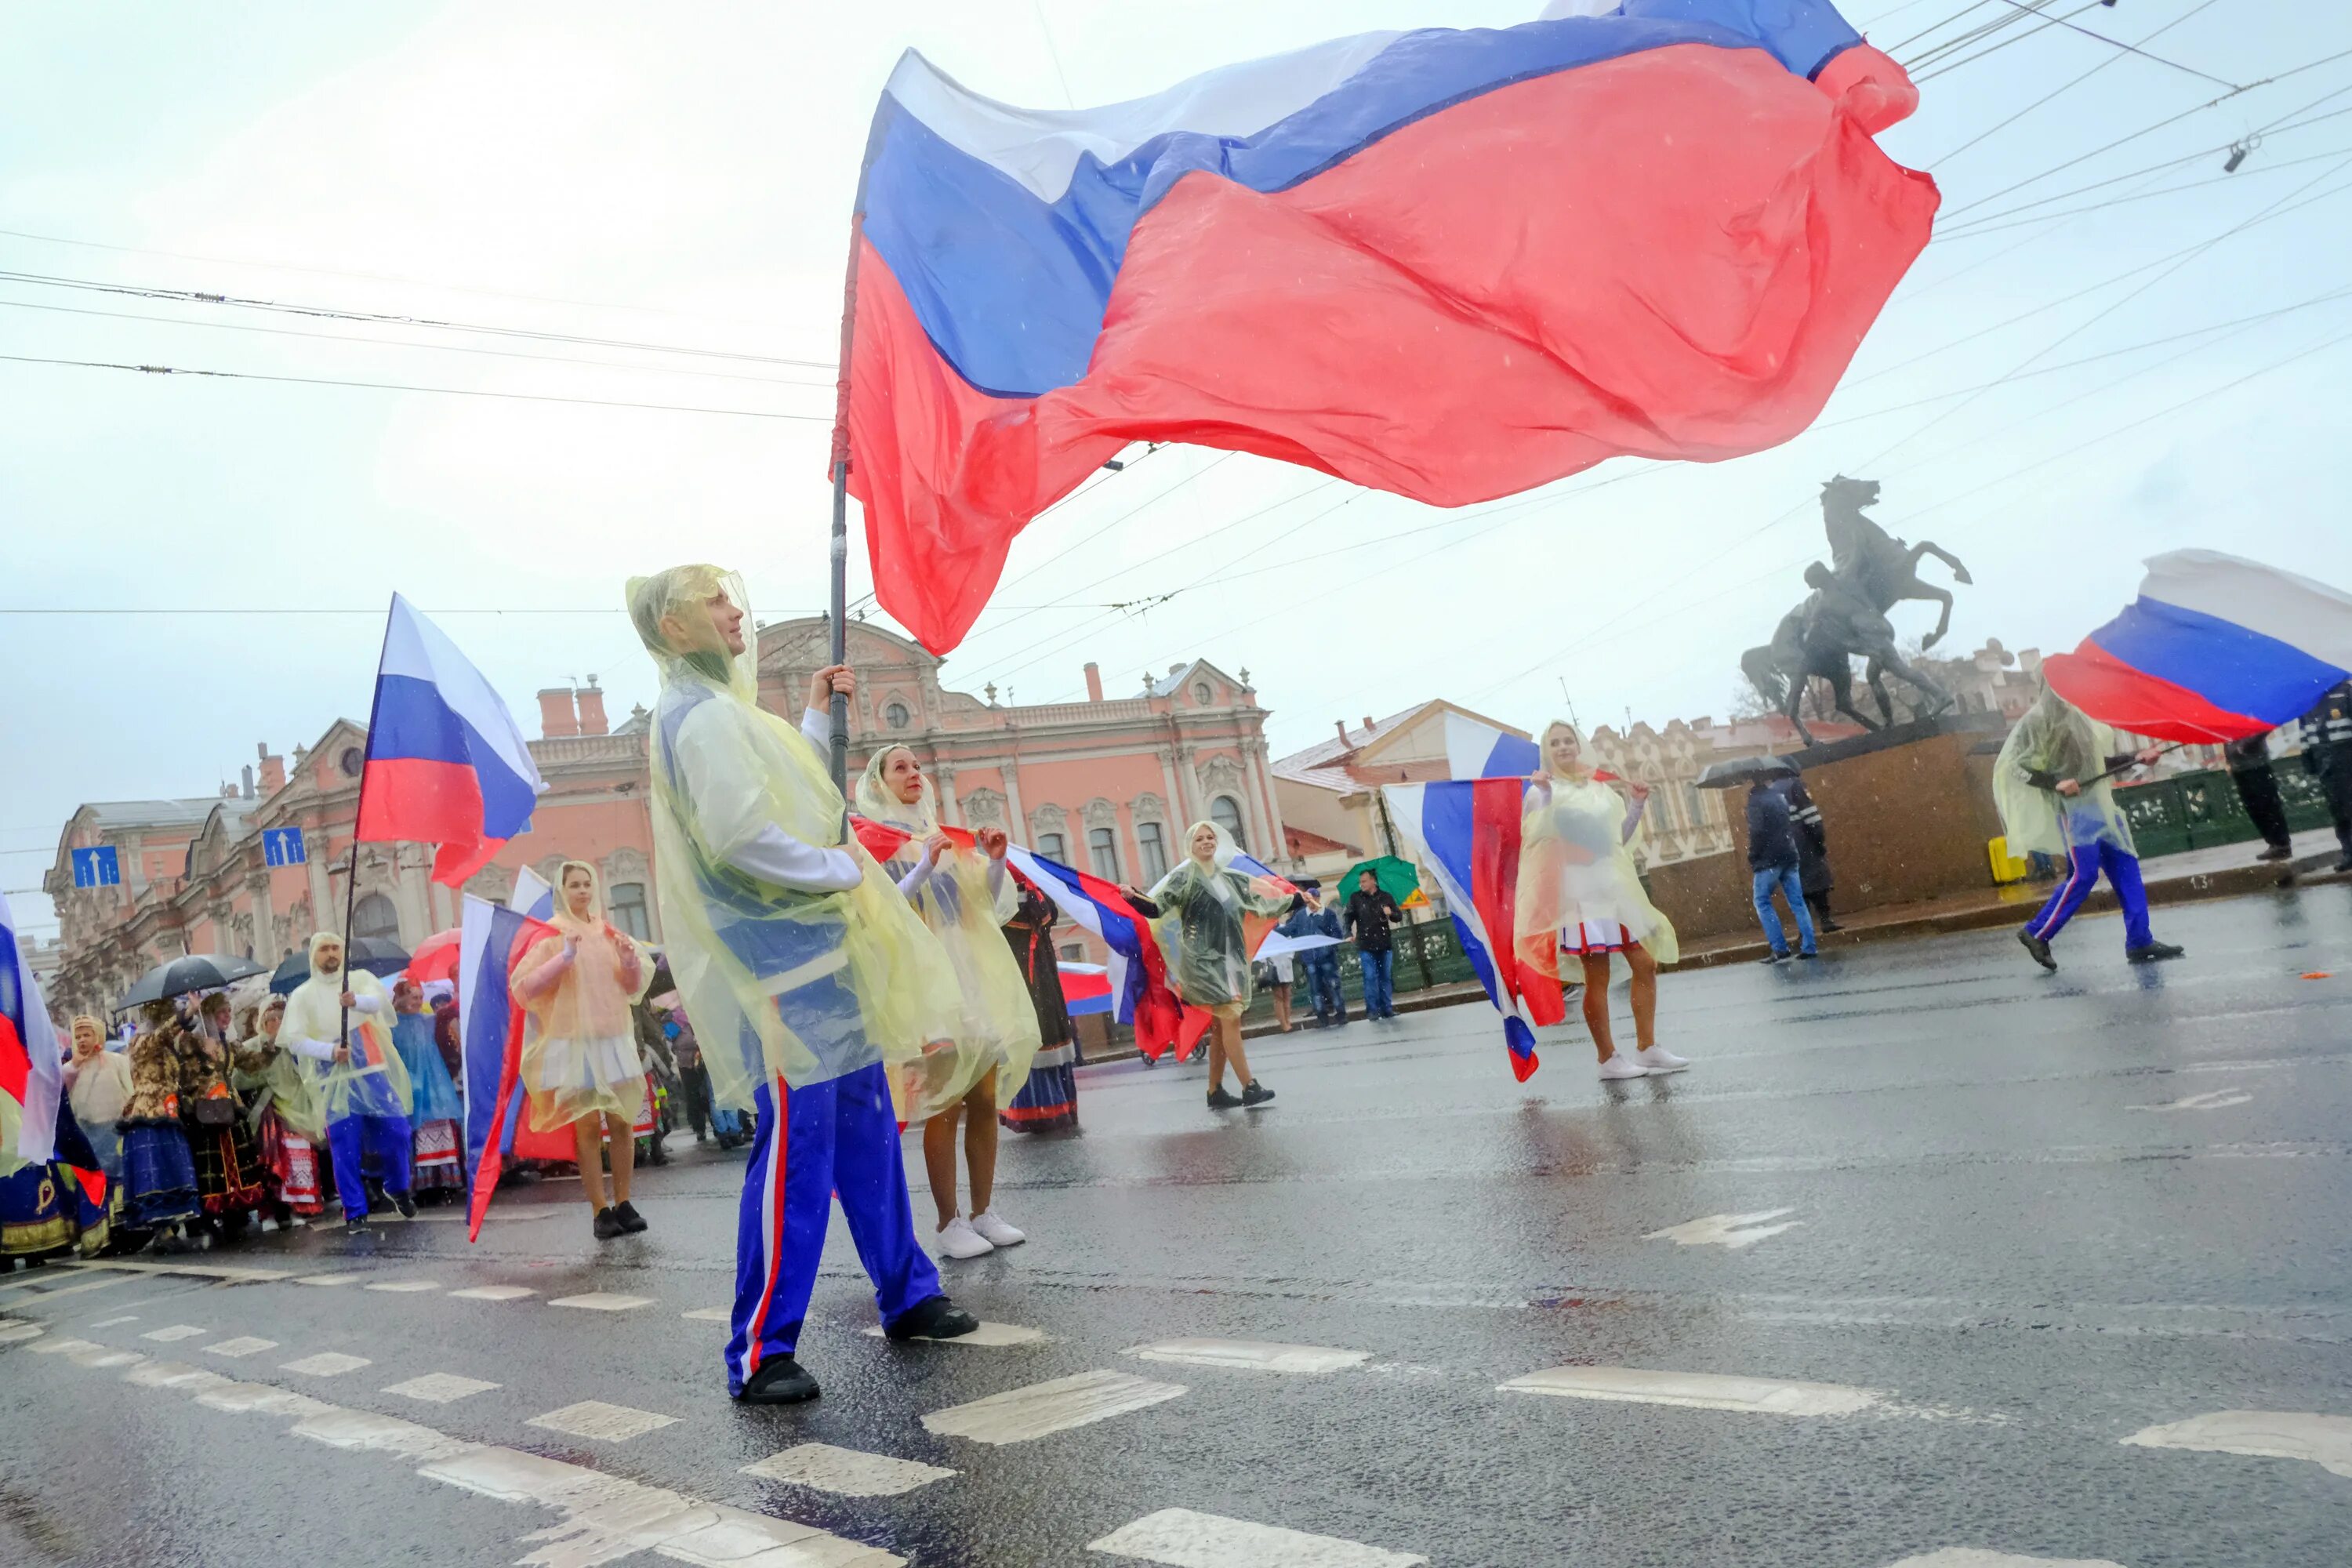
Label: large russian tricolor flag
xmin=845 ymin=0 xmax=1936 ymax=652
xmin=1004 ymin=844 xmax=1192 ymax=1060
xmin=0 ymin=890 xmax=63 ymax=1176
xmin=1383 ymin=780 xmax=1565 ymax=1081
xmin=358 ymin=595 xmax=545 ymax=885
xmin=457 ymin=892 xmax=567 ymax=1241
xmin=2042 ymin=551 xmax=2352 ymax=744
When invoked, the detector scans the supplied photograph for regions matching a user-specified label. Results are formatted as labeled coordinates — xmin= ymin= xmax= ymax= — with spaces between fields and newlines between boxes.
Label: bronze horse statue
xmin=1820 ymin=474 xmax=1972 ymax=648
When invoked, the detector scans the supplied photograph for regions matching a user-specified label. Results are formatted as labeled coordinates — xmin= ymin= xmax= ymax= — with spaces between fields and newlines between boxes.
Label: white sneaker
xmin=970 ymin=1210 xmax=1025 ymax=1247
xmin=936 ymin=1215 xmax=995 ymax=1259
xmin=1597 ymin=1054 xmax=1650 ymax=1081
xmin=1632 ymin=1045 xmax=1690 ymax=1074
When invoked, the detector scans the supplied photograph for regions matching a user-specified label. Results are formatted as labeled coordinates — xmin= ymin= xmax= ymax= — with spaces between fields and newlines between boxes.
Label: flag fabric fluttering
xmin=2042 ymin=551 xmax=2352 ymax=743
xmin=0 ymin=890 xmax=64 ymax=1177
xmin=1057 ymin=961 xmax=1114 ymax=1017
xmin=1003 ymin=844 xmax=1194 ymax=1061
xmin=1383 ymin=780 xmax=1564 ymax=1080
xmin=1443 ymin=713 xmax=1542 ymax=781
xmin=844 ymin=0 xmax=1936 ymax=653
xmin=457 ymin=891 xmax=565 ymax=1241
xmin=358 ymin=594 xmax=546 ymax=886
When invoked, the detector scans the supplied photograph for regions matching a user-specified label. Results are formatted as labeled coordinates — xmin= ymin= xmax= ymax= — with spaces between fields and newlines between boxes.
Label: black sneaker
xmin=343 ymin=1218 xmax=368 ymax=1236
xmin=735 ymin=1356 xmax=820 ymax=1404
xmin=1240 ymin=1080 xmax=1276 ymax=1106
xmin=2126 ymin=941 xmax=2186 ymax=964
xmin=1205 ymin=1086 xmax=1243 ymax=1109
xmin=392 ymin=1191 xmax=416 ymax=1221
xmin=612 ymin=1200 xmax=648 ymax=1234
xmin=593 ymin=1206 xmax=626 ymax=1241
xmin=2017 ymin=927 xmax=2056 ymax=971
xmin=884 ymin=1294 xmax=981 ymax=1341
xmin=1797 ymin=950 xmax=1821 ymax=960
xmin=2256 ymin=844 xmax=2293 ymax=862
xmin=1757 ymin=952 xmax=1788 ymax=965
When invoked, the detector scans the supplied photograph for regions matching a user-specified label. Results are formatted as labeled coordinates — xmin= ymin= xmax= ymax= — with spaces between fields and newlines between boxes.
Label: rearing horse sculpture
xmin=1820 ymin=474 xmax=1972 ymax=648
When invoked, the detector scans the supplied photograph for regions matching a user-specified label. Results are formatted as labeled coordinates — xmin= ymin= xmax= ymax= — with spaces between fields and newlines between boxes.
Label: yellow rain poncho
xmin=232 ymin=997 xmax=326 ymax=1144
xmin=1994 ymin=686 xmax=2138 ymax=857
xmin=278 ymin=931 xmax=412 ymax=1123
xmin=514 ymin=860 xmax=655 ymax=1127
xmin=1515 ymin=720 xmax=1679 ymax=967
xmin=855 ymin=750 xmax=1040 ymax=1120
xmin=1145 ymin=822 xmax=1295 ymax=1017
xmin=628 ymin=564 xmax=961 ymax=1115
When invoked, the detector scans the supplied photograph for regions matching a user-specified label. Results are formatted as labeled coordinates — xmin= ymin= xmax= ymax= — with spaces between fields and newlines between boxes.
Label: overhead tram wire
xmin=1987 ymin=0 xmax=2240 ymax=88
xmin=1930 ymin=0 xmax=2228 ymax=163
xmin=1906 ymin=0 xmax=2110 ymax=78
xmin=1936 ymin=143 xmax=2352 ymax=238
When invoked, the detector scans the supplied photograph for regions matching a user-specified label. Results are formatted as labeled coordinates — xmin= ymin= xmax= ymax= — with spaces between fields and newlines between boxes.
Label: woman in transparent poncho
xmin=1515 ymin=720 xmax=1690 ymax=1081
xmin=1127 ymin=821 xmax=1298 ymax=1109
xmin=1995 ymin=684 xmax=2183 ymax=971
xmin=856 ymin=747 xmax=1041 ymax=1259
xmin=515 ymin=861 xmax=654 ymax=1240
xmin=629 ymin=562 xmax=976 ymax=1405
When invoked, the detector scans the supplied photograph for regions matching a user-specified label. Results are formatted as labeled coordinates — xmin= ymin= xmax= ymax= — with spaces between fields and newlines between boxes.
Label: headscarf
xmin=69 ymin=1016 xmax=105 ymax=1059
xmin=631 ymin=563 xmax=960 ymax=1114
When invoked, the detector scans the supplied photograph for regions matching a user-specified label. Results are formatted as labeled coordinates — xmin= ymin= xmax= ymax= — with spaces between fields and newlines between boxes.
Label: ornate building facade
xmin=42 ymin=618 xmax=1282 ymax=1019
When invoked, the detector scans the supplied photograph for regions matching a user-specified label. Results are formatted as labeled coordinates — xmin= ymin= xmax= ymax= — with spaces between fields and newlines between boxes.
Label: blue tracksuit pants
xmin=2026 ymin=837 xmax=2153 ymax=949
xmin=326 ymin=1112 xmax=412 ymax=1218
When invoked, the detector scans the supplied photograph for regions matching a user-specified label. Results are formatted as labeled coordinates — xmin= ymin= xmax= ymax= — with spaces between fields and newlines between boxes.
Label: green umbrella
xmin=1331 ymin=855 xmax=1424 ymax=910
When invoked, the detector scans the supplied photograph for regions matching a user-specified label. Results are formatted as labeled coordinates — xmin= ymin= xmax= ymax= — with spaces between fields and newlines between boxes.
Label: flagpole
xmin=337 ymin=595 xmax=397 ymax=1058
xmin=826 ymin=215 xmax=865 ymax=795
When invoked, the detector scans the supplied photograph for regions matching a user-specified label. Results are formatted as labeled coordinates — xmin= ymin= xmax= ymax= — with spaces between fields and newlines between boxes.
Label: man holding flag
xmin=281 ymin=931 xmax=416 ymax=1233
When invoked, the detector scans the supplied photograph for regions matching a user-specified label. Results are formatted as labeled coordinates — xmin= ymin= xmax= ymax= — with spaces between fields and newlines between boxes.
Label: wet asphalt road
xmin=5 ymin=887 xmax=2350 ymax=1568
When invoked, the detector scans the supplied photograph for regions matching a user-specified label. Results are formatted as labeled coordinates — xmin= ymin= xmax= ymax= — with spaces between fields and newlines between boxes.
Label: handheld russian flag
xmin=844 ymin=0 xmax=1934 ymax=653
xmin=359 ymin=595 xmax=546 ymax=886
xmin=0 ymin=890 xmax=64 ymax=1176
xmin=456 ymin=892 xmax=567 ymax=1241
xmin=1004 ymin=844 xmax=1193 ymax=1061
xmin=1444 ymin=713 xmax=1542 ymax=781
xmin=1382 ymin=780 xmax=1565 ymax=1081
xmin=1057 ymin=961 xmax=1114 ymax=1017
xmin=2042 ymin=551 xmax=2352 ymax=743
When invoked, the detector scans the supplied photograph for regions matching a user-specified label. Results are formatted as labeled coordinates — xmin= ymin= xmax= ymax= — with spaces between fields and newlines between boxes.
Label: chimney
xmin=241 ymin=764 xmax=255 ymax=799
xmin=1083 ymin=662 xmax=1104 ymax=702
xmin=575 ymin=680 xmax=609 ymax=736
xmin=258 ymin=742 xmax=286 ymax=796
xmin=1334 ymin=720 xmax=1352 ymax=746
xmin=1363 ymin=716 xmax=1377 ymax=731
xmin=538 ymin=688 xmax=579 ymax=739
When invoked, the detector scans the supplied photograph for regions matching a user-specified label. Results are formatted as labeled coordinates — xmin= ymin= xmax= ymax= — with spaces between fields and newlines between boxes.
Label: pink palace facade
xmin=42 ymin=616 xmax=1286 ymax=1020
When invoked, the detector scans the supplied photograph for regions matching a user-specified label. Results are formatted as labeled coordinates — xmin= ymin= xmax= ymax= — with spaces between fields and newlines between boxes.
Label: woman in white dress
xmin=1516 ymin=720 xmax=1690 ymax=1081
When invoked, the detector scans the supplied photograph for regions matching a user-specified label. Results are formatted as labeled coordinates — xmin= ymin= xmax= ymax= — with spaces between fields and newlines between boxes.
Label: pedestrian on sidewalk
xmin=2299 ymin=680 xmax=2352 ymax=873
xmin=630 ymin=563 xmax=978 ymax=1405
xmin=514 ymin=862 xmax=655 ymax=1241
xmin=1516 ymin=720 xmax=1689 ymax=1081
xmin=2224 ymin=734 xmax=2296 ymax=862
xmin=1343 ymin=869 xmax=1403 ymax=1020
xmin=1773 ymin=772 xmax=1842 ymax=933
xmin=1127 ymin=822 xmax=1298 ymax=1109
xmin=1747 ymin=775 xmax=1819 ymax=964
xmin=280 ymin=932 xmax=419 ymax=1235
xmin=1996 ymin=686 xmax=2184 ymax=970
xmin=857 ymin=745 xmax=1040 ymax=1262
xmin=1278 ymin=886 xmax=1346 ymax=1029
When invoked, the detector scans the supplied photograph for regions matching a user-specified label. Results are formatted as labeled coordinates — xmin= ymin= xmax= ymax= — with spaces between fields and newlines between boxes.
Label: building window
xmin=1137 ymin=821 xmax=1168 ymax=883
xmin=351 ymin=892 xmax=400 ymax=946
xmin=1088 ymin=826 xmax=1120 ymax=881
xmin=884 ymin=700 xmax=910 ymax=730
xmin=1210 ymin=794 xmax=1246 ymax=851
xmin=1036 ymin=831 xmax=1066 ymax=864
xmin=608 ymin=881 xmax=652 ymax=941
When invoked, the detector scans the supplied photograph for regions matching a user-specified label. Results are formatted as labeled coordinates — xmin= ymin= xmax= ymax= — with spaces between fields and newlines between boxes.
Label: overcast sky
xmin=5 ymin=0 xmax=2349 ymax=939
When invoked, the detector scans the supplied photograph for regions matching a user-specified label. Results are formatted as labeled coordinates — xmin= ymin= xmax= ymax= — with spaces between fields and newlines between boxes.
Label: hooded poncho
xmin=1515 ymin=720 xmax=1679 ymax=967
xmin=1994 ymin=686 xmax=2137 ymax=858
xmin=515 ymin=861 xmax=654 ymax=1127
xmin=280 ymin=931 xmax=412 ymax=1122
xmin=1145 ymin=822 xmax=1294 ymax=1012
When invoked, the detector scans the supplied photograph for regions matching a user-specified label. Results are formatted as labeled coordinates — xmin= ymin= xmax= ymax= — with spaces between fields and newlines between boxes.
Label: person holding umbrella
xmin=279 ymin=931 xmax=417 ymax=1234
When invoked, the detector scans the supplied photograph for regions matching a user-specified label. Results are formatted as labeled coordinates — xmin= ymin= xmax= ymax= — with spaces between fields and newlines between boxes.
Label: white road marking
xmin=1124 ymin=1338 xmax=1370 ymax=1374
xmin=862 ymin=1319 xmax=1046 ymax=1347
xmin=527 ymin=1399 xmax=680 ymax=1443
xmin=2130 ymin=1089 xmax=2254 ymax=1112
xmin=682 ymin=1307 xmax=731 ymax=1322
xmin=0 ymin=1319 xmax=49 ymax=1345
xmin=196 ymin=1382 xmax=340 ymax=1418
xmin=281 ymin=1352 xmax=372 ymax=1377
xmin=30 ymin=1337 xmax=103 ymax=1356
xmin=924 ymin=1370 xmax=1185 ymax=1445
xmin=88 ymin=1315 xmax=140 ymax=1327
xmin=142 ymin=1324 xmax=209 ymax=1342
xmin=1883 ymin=1553 xmax=2127 ymax=1567
xmin=386 ymin=1373 xmax=501 ymax=1403
xmin=2 ymin=1275 xmax=130 ymax=1303
xmin=1646 ymin=1209 xmax=1804 ymax=1250
xmin=294 ymin=1273 xmax=370 ymax=1287
xmin=1501 ymin=1366 xmax=1883 ymax=1417
xmin=204 ymin=1336 xmax=281 ymax=1358
xmin=2123 ymin=1410 xmax=2352 ymax=1479
xmin=742 ymin=1442 xmax=958 ymax=1497
xmin=548 ymin=1291 xmax=654 ymax=1312
xmin=365 ymin=1280 xmax=442 ymax=1294
xmin=64 ymin=1258 xmax=293 ymax=1283
xmin=61 ymin=1343 xmax=145 ymax=1369
xmin=445 ymin=1285 xmax=535 ymax=1301
xmin=1087 ymin=1508 xmax=1426 ymax=1566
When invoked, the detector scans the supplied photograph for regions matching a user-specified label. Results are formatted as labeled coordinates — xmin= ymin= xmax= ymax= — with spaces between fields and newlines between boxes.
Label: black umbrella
xmin=1695 ymin=754 xmax=1799 ymax=790
xmin=116 ymin=953 xmax=267 ymax=1011
xmin=268 ymin=936 xmax=412 ymax=995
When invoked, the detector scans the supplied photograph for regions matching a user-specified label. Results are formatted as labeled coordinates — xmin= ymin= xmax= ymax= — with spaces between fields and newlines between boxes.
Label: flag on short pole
xmin=358 ymin=595 xmax=545 ymax=886
xmin=0 ymin=890 xmax=64 ymax=1176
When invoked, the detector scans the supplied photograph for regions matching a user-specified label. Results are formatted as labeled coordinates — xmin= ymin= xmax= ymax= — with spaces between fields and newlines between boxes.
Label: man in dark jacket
xmin=1343 ymin=870 xmax=1403 ymax=1019
xmin=1771 ymin=774 xmax=1840 ymax=932
xmin=2302 ymin=681 xmax=2352 ymax=873
xmin=2224 ymin=732 xmax=2294 ymax=862
xmin=1748 ymin=777 xmax=1818 ymax=963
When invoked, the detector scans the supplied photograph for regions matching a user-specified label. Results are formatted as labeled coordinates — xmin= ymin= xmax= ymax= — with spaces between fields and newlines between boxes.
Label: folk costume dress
xmin=391 ymin=1004 xmax=467 ymax=1193
xmin=514 ymin=863 xmax=655 ymax=1131
xmin=998 ymin=886 xmax=1078 ymax=1133
xmin=119 ymin=1009 xmax=201 ymax=1232
xmin=279 ymin=934 xmax=415 ymax=1221
xmin=175 ymin=1021 xmax=267 ymax=1219
xmin=1142 ymin=822 xmax=1297 ymax=1020
xmin=233 ymin=1010 xmax=328 ymax=1217
xmin=0 ymin=1099 xmax=109 ymax=1260
xmin=630 ymin=564 xmax=965 ymax=1396
xmin=855 ymin=752 xmax=1040 ymax=1123
xmin=1515 ymin=724 xmax=1679 ymax=978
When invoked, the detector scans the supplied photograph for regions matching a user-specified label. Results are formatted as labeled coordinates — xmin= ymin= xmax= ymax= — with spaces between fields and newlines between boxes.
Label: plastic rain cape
xmin=1994 ymin=687 xmax=2136 ymax=858
xmin=280 ymin=932 xmax=413 ymax=1123
xmin=1146 ymin=822 xmax=1294 ymax=1011
xmin=855 ymin=751 xmax=1040 ymax=1119
xmin=630 ymin=564 xmax=962 ymax=1116
xmin=516 ymin=860 xmax=655 ymax=1127
xmin=1515 ymin=722 xmax=1680 ymax=970
xmin=234 ymin=1007 xmax=328 ymax=1144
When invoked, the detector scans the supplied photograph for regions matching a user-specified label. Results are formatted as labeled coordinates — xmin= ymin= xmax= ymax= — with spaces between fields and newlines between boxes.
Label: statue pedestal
xmin=1784 ymin=710 xmax=2009 ymax=913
